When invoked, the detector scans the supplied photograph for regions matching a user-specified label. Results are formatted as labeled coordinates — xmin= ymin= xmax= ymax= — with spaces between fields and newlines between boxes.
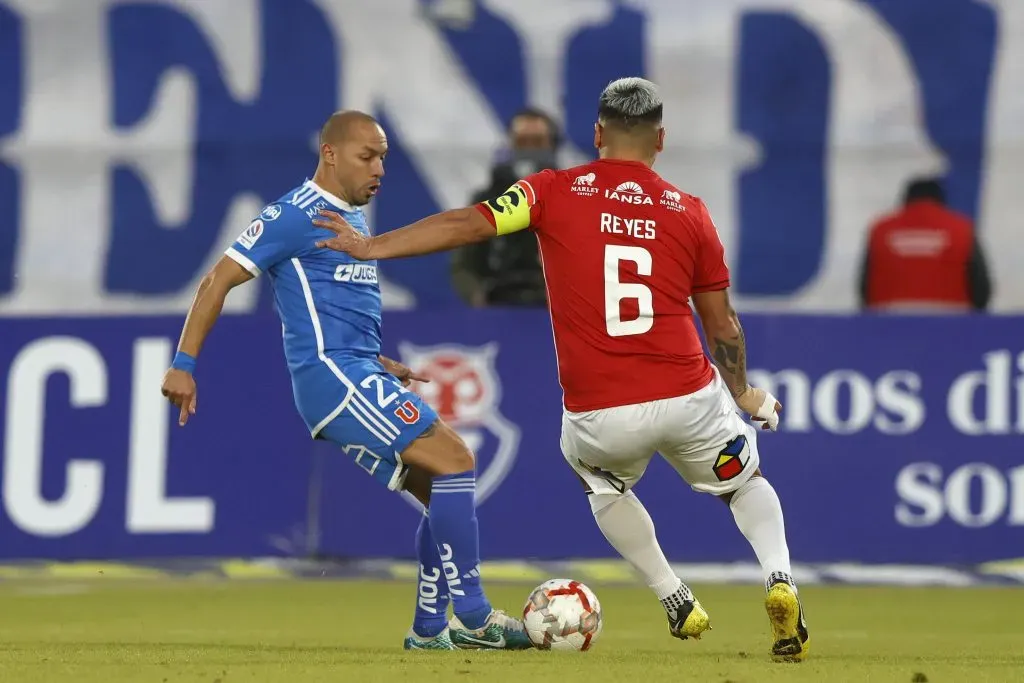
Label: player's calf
xmin=402 ymin=420 xmax=475 ymax=476
xmin=411 ymin=514 xmax=451 ymax=640
xmin=722 ymin=472 xmax=809 ymax=661
xmin=584 ymin=490 xmax=712 ymax=643
xmin=400 ymin=420 xmax=529 ymax=641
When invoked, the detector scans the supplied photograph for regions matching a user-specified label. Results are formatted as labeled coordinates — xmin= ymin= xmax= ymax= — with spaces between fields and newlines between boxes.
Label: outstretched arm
xmin=162 ymin=256 xmax=253 ymax=425
xmin=313 ymin=178 xmax=540 ymax=261
xmin=314 ymin=207 xmax=497 ymax=261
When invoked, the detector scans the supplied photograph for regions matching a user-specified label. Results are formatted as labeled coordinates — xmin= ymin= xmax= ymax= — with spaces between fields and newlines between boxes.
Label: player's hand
xmin=379 ymin=355 xmax=430 ymax=387
xmin=312 ymin=209 xmax=373 ymax=260
xmin=161 ymin=368 xmax=197 ymax=426
xmin=734 ymin=386 xmax=782 ymax=431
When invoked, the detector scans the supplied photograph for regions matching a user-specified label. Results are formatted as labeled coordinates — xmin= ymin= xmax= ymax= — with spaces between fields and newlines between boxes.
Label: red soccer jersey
xmin=475 ymin=158 xmax=730 ymax=412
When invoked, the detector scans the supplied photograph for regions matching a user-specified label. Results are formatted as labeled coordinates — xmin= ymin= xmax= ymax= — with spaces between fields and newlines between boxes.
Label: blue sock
xmin=412 ymin=513 xmax=450 ymax=637
xmin=428 ymin=471 xmax=492 ymax=630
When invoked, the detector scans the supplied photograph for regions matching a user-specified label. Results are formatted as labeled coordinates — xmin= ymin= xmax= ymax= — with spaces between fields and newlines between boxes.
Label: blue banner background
xmin=1 ymin=313 xmax=1021 ymax=564
xmin=1 ymin=0 xmax=1019 ymax=314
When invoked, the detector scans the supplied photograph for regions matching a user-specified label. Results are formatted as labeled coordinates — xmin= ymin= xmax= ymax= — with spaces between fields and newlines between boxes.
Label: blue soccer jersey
xmin=224 ymin=180 xmax=435 ymax=488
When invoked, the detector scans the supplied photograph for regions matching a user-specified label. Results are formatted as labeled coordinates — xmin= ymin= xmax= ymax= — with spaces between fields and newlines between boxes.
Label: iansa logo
xmin=605 ymin=181 xmax=653 ymax=205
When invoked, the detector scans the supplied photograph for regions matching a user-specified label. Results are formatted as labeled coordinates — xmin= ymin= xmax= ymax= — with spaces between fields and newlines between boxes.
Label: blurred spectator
xmin=451 ymin=108 xmax=560 ymax=307
xmin=859 ymin=177 xmax=992 ymax=312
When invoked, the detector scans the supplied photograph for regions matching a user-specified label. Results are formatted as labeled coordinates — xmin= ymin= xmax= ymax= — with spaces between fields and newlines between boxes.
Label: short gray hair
xmin=598 ymin=77 xmax=663 ymax=127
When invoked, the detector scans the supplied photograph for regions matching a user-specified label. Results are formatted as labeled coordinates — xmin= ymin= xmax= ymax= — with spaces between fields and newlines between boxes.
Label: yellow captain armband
xmin=483 ymin=180 xmax=536 ymax=235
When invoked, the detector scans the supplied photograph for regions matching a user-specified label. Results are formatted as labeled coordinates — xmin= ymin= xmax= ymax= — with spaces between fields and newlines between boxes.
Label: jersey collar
xmin=594 ymin=158 xmax=656 ymax=172
xmin=305 ymin=180 xmax=356 ymax=212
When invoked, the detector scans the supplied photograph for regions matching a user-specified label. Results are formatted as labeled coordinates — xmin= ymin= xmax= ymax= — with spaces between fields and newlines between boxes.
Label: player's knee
xmin=401 ymin=420 xmax=476 ymax=476
xmin=443 ymin=439 xmax=475 ymax=474
xmin=719 ymin=469 xmax=765 ymax=505
xmin=589 ymin=490 xmax=636 ymax=516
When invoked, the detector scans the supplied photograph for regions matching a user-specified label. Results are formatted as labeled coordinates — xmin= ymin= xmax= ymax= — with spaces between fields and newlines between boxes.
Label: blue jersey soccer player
xmin=161 ymin=111 xmax=531 ymax=651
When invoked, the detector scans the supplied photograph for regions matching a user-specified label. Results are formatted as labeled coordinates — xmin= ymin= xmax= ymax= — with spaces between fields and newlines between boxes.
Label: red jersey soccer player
xmin=313 ymin=78 xmax=809 ymax=662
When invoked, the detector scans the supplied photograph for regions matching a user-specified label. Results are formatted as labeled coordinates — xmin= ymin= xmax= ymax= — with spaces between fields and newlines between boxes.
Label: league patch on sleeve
xmin=236 ymin=219 xmax=264 ymax=249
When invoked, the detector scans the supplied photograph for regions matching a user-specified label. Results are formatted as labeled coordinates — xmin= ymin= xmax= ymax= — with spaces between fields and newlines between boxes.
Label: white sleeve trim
xmin=225 ymin=247 xmax=261 ymax=276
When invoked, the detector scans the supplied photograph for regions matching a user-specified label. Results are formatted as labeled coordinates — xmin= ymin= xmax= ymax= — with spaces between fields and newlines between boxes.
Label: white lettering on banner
xmin=310 ymin=0 xmax=502 ymax=212
xmin=0 ymin=0 xmax=263 ymax=315
xmin=947 ymin=350 xmax=1024 ymax=435
xmin=747 ymin=367 xmax=925 ymax=434
xmin=2 ymin=335 xmax=215 ymax=537
xmin=3 ymin=338 xmax=106 ymax=536
xmin=979 ymin=0 xmax=1024 ymax=312
xmin=0 ymin=1 xmax=1021 ymax=314
xmin=482 ymin=0 xmax=614 ymax=118
xmin=895 ymin=462 xmax=1024 ymax=528
xmin=126 ymin=339 xmax=214 ymax=533
xmin=625 ymin=0 xmax=945 ymax=312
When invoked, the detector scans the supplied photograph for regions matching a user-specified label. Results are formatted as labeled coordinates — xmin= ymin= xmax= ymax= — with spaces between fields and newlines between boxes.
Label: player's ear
xmin=656 ymin=127 xmax=666 ymax=153
xmin=320 ymin=143 xmax=335 ymax=165
xmin=593 ymin=122 xmax=603 ymax=150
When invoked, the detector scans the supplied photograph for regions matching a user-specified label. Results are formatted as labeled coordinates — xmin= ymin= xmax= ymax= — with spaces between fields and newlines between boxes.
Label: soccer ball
xmin=522 ymin=578 xmax=603 ymax=651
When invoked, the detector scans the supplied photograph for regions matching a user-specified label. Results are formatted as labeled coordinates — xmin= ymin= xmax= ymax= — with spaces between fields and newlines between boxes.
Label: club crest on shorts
xmin=397 ymin=341 xmax=520 ymax=506
xmin=713 ymin=435 xmax=749 ymax=481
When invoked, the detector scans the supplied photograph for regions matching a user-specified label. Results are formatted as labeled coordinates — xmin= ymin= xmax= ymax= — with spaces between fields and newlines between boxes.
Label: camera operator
xmin=451 ymin=108 xmax=560 ymax=306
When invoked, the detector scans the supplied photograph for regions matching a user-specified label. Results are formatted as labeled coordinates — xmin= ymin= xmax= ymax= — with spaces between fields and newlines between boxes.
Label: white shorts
xmin=560 ymin=369 xmax=760 ymax=497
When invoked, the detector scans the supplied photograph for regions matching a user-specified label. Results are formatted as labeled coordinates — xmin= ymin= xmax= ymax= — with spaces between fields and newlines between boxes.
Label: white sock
xmin=591 ymin=491 xmax=682 ymax=600
xmin=729 ymin=475 xmax=793 ymax=586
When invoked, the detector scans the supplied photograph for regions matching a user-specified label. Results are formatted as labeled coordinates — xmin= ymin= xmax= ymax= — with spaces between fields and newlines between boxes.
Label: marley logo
xmin=713 ymin=435 xmax=748 ymax=481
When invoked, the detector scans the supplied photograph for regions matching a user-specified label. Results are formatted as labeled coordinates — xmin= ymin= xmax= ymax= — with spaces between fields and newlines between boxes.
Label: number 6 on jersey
xmin=604 ymin=244 xmax=653 ymax=337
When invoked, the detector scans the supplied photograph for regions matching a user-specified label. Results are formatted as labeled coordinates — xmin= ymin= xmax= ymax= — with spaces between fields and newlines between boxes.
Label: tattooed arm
xmin=691 ymin=289 xmax=781 ymax=430
xmin=692 ymin=289 xmax=748 ymax=398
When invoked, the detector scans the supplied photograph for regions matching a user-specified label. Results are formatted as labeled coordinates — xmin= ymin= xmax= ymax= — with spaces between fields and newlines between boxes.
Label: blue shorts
xmin=310 ymin=362 xmax=438 ymax=491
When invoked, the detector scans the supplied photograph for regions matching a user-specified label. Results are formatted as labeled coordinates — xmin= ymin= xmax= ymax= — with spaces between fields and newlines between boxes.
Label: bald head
xmin=319 ymin=110 xmax=380 ymax=146
xmin=315 ymin=110 xmax=388 ymax=207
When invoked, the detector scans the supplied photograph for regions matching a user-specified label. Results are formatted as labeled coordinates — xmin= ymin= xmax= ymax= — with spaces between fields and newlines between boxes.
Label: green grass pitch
xmin=0 ymin=579 xmax=1021 ymax=682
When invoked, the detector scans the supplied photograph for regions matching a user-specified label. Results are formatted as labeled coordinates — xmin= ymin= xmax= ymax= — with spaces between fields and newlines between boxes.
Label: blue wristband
xmin=172 ymin=351 xmax=197 ymax=374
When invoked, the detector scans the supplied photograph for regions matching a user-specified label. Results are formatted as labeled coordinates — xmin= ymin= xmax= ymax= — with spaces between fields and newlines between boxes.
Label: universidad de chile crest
xmin=397 ymin=342 xmax=521 ymax=506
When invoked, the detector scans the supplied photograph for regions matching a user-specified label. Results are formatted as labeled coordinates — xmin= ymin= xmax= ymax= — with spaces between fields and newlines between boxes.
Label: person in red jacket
xmin=860 ymin=178 xmax=992 ymax=311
